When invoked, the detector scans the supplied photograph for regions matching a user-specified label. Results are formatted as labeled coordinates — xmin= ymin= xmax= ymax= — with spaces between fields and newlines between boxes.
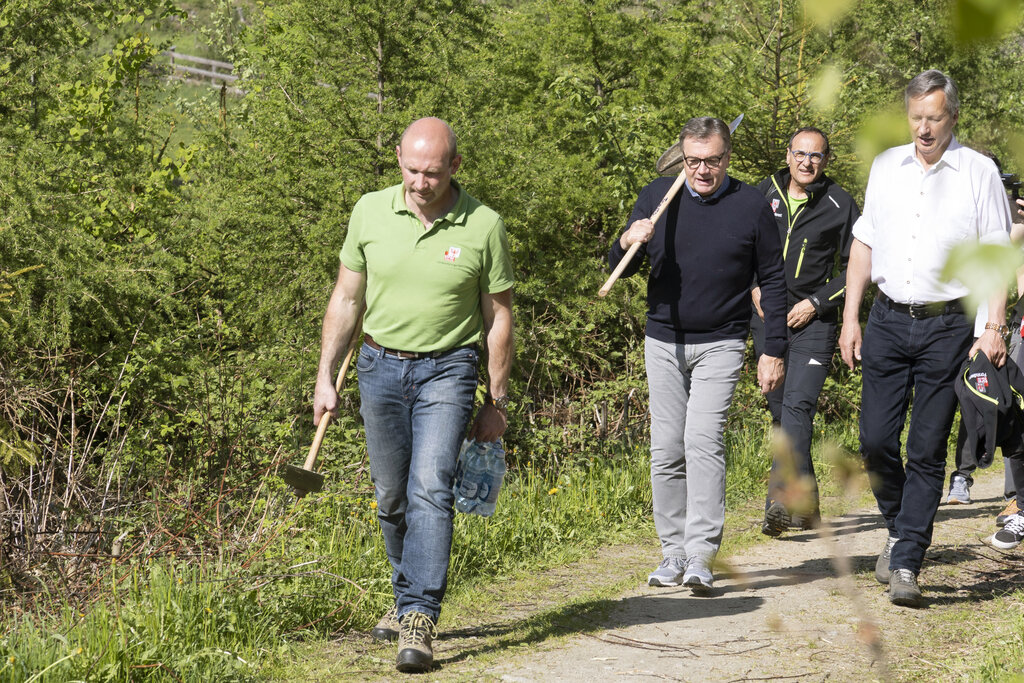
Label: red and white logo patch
xmin=771 ymin=198 xmax=781 ymax=212
xmin=444 ymin=246 xmax=461 ymax=262
xmin=969 ymin=371 xmax=989 ymax=393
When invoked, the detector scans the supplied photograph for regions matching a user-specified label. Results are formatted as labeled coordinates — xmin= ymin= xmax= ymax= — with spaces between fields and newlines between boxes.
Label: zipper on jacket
xmin=773 ymin=176 xmax=810 ymax=259
xmin=795 ymin=238 xmax=808 ymax=279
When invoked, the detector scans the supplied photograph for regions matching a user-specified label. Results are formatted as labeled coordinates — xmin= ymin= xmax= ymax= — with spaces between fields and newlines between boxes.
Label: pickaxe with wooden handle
xmin=598 ymin=113 xmax=744 ymax=297
xmin=284 ymin=312 xmax=364 ymax=497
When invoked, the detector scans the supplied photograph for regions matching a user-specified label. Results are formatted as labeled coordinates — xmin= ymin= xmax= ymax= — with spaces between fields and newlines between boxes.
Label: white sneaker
xmin=682 ymin=555 xmax=714 ymax=593
xmin=946 ymin=475 xmax=971 ymax=504
xmin=647 ymin=557 xmax=687 ymax=587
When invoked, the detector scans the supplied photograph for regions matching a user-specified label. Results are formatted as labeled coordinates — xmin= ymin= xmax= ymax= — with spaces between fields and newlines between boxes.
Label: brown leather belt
xmin=877 ymin=292 xmax=964 ymax=319
xmin=364 ymin=334 xmax=469 ymax=360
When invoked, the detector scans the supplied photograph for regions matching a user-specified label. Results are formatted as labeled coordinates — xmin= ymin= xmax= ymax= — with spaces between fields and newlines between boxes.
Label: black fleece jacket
xmin=757 ymin=169 xmax=860 ymax=322
xmin=610 ymin=176 xmax=788 ymax=358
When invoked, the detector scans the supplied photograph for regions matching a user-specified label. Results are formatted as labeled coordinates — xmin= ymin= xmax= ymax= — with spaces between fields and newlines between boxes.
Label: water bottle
xmin=453 ymin=440 xmax=506 ymax=516
xmin=454 ymin=440 xmax=484 ymax=514
xmin=476 ymin=441 xmax=506 ymax=517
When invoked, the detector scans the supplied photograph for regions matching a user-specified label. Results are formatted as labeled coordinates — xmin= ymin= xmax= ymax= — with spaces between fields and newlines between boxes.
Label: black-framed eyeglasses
xmin=789 ymin=149 xmax=826 ymax=164
xmin=683 ymin=154 xmax=726 ymax=170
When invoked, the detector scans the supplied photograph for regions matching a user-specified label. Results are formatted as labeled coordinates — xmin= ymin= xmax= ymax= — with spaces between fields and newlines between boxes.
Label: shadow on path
xmin=435 ymin=591 xmax=766 ymax=668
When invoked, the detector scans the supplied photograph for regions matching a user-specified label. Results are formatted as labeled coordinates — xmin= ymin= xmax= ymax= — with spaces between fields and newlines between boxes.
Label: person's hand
xmin=751 ymin=286 xmax=764 ymax=320
xmin=757 ymin=354 xmax=784 ymax=393
xmin=1016 ymin=197 xmax=1024 ymax=220
xmin=620 ymin=218 xmax=655 ymax=249
xmin=787 ymin=299 xmax=816 ymax=329
xmin=839 ymin=323 xmax=862 ymax=370
xmin=468 ymin=404 xmax=507 ymax=442
xmin=313 ymin=377 xmax=339 ymax=426
xmin=970 ymin=329 xmax=1007 ymax=368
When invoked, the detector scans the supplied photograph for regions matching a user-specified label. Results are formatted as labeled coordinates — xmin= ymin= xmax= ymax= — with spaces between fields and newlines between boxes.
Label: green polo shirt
xmin=340 ymin=180 xmax=514 ymax=352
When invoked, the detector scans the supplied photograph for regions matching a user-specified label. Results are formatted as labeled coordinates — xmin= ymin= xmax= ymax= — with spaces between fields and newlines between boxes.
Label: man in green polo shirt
xmin=313 ymin=117 xmax=513 ymax=673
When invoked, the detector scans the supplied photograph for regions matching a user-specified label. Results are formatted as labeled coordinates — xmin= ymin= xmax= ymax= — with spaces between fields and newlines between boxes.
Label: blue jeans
xmin=859 ymin=301 xmax=972 ymax=573
xmin=356 ymin=342 xmax=478 ymax=621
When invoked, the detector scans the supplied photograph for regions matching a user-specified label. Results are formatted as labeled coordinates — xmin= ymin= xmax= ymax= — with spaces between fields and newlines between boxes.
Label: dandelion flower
xmin=8 ymin=656 xmax=14 ymax=664
xmin=548 ymin=487 xmax=559 ymax=495
xmin=370 ymin=500 xmax=378 ymax=510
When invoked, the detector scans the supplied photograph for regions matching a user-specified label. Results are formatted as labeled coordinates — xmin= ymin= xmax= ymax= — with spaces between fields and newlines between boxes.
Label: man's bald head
xmin=395 ymin=117 xmax=462 ymax=221
xmin=399 ymin=117 xmax=458 ymax=165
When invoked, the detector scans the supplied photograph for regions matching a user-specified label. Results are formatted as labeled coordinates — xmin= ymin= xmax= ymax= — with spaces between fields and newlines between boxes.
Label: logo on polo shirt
xmin=969 ymin=371 xmax=990 ymax=394
xmin=444 ymin=246 xmax=462 ymax=262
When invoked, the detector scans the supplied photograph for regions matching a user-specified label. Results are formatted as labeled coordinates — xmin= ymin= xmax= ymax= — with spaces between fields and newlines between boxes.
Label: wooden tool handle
xmin=303 ymin=314 xmax=364 ymax=470
xmin=598 ymin=172 xmax=688 ymax=297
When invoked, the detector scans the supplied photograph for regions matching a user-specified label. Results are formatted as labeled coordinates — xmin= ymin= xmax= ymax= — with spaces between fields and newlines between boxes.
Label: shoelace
xmin=891 ymin=568 xmax=916 ymax=583
xmin=658 ymin=557 xmax=685 ymax=570
xmin=1004 ymin=514 xmax=1024 ymax=535
xmin=402 ymin=613 xmax=438 ymax=646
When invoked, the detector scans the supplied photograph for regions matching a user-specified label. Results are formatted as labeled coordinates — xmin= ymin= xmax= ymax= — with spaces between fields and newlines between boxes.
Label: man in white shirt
xmin=839 ymin=70 xmax=1012 ymax=608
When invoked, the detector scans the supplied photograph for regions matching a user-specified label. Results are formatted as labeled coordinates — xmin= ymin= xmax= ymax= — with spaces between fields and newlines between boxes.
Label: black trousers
xmin=859 ymin=301 xmax=972 ymax=573
xmin=752 ymin=313 xmax=836 ymax=514
xmin=950 ymin=419 xmax=1021 ymax=500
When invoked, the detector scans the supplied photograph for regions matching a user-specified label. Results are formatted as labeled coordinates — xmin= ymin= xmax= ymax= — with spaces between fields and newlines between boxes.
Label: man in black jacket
xmin=750 ymin=127 xmax=860 ymax=536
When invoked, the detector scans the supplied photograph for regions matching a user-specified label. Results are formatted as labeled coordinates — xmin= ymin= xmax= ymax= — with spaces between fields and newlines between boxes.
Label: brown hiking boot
xmin=370 ymin=605 xmax=399 ymax=642
xmin=396 ymin=611 xmax=437 ymax=673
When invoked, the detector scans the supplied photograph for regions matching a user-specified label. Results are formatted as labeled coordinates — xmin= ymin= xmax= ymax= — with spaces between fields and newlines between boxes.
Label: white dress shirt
xmin=853 ymin=138 xmax=1011 ymax=309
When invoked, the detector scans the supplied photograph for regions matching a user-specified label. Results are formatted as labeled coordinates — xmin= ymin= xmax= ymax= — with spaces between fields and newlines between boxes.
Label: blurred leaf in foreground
xmin=941 ymin=242 xmax=1022 ymax=313
xmin=855 ymin=105 xmax=907 ymax=177
xmin=801 ymin=0 xmax=856 ymax=27
xmin=809 ymin=63 xmax=843 ymax=113
xmin=950 ymin=0 xmax=1024 ymax=45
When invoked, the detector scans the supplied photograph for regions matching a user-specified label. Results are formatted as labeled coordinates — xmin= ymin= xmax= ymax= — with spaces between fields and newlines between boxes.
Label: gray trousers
xmin=645 ymin=336 xmax=746 ymax=561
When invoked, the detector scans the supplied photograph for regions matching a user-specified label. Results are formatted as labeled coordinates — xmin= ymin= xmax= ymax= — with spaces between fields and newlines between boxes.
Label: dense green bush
xmin=1 ymin=0 xmax=1023 ymax=678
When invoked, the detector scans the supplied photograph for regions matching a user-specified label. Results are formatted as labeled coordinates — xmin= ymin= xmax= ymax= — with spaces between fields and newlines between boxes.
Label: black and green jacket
xmin=756 ymin=168 xmax=860 ymax=323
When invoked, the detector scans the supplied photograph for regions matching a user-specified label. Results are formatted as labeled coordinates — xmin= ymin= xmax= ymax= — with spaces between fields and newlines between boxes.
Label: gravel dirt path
xmin=485 ymin=469 xmax=1021 ymax=682
xmin=329 ymin=468 xmax=1024 ymax=681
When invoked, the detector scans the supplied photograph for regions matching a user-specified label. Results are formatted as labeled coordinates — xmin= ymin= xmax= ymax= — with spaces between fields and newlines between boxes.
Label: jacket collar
xmin=771 ymin=167 xmax=830 ymax=198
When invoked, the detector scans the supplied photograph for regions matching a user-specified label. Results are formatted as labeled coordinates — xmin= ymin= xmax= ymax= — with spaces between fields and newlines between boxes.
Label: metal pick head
xmin=728 ymin=113 xmax=744 ymax=134
xmin=282 ymin=464 xmax=325 ymax=497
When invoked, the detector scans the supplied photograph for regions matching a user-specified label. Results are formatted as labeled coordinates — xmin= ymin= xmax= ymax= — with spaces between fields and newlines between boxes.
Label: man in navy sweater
xmin=609 ymin=116 xmax=788 ymax=591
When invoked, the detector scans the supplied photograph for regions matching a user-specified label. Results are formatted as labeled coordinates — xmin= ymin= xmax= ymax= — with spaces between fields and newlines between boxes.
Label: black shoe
xmin=992 ymin=512 xmax=1024 ymax=549
xmin=790 ymin=512 xmax=820 ymax=530
xmin=761 ymin=501 xmax=791 ymax=537
xmin=888 ymin=568 xmax=924 ymax=608
xmin=875 ymin=535 xmax=898 ymax=584
xmin=371 ymin=605 xmax=399 ymax=642
xmin=396 ymin=612 xmax=437 ymax=673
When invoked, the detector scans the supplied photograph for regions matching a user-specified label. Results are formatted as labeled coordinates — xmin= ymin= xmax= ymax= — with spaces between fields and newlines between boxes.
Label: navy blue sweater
xmin=609 ymin=176 xmax=788 ymax=357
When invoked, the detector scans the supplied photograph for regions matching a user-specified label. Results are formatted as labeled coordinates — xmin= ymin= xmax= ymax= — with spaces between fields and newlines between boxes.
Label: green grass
xmin=0 ymin=441 xmax=655 ymax=681
xmin=9 ymin=411 xmax=1020 ymax=681
xmin=971 ymin=604 xmax=1024 ymax=681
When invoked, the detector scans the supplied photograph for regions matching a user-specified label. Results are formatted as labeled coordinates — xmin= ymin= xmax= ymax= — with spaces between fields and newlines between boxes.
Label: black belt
xmin=877 ymin=292 xmax=964 ymax=319
xmin=364 ymin=334 xmax=472 ymax=360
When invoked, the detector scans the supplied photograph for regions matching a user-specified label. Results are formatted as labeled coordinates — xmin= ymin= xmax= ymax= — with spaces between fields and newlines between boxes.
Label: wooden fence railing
xmin=163 ymin=49 xmax=237 ymax=85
